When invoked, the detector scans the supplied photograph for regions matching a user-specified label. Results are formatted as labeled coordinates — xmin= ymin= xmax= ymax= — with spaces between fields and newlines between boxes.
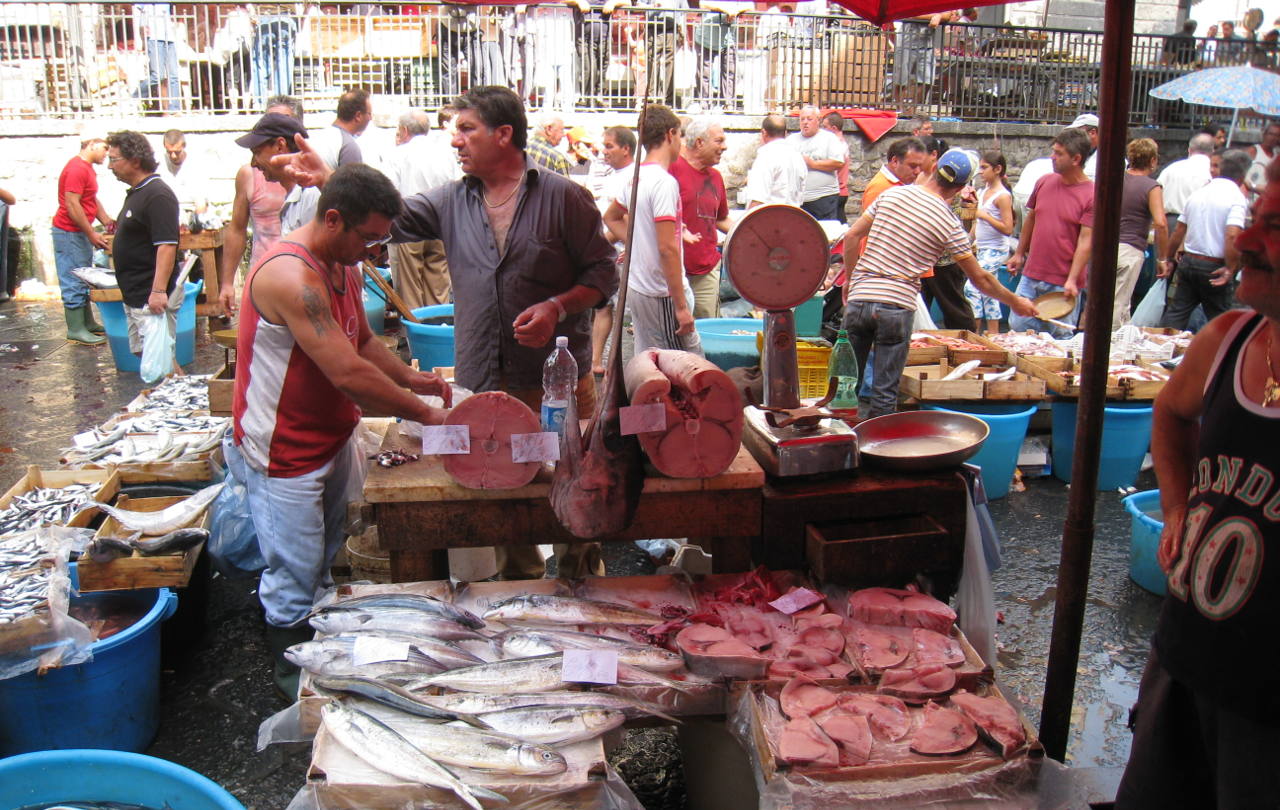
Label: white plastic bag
xmin=1130 ymin=278 xmax=1167 ymax=328
xmin=139 ymin=313 xmax=175 ymax=384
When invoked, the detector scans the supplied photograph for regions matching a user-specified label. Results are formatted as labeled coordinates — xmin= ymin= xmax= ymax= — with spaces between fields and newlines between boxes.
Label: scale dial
xmin=723 ymin=204 xmax=830 ymax=311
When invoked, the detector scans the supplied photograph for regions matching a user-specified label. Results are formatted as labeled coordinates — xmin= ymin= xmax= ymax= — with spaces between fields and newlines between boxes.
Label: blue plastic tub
xmin=0 ymin=588 xmax=177 ymax=755
xmin=0 ymin=749 xmax=244 ymax=809
xmin=1123 ymin=489 xmax=1166 ymax=595
xmin=925 ymin=403 xmax=1037 ymax=499
xmin=695 ymin=317 xmax=763 ymax=372
xmin=363 ymin=267 xmax=392 ymax=335
xmin=95 ymin=280 xmax=202 ymax=373
xmin=405 ymin=304 xmax=455 ymax=371
xmin=1050 ymin=401 xmax=1153 ymax=490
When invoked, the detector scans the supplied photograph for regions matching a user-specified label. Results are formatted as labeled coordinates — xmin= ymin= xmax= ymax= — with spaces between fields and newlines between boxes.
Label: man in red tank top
xmin=230 ymin=163 xmax=452 ymax=699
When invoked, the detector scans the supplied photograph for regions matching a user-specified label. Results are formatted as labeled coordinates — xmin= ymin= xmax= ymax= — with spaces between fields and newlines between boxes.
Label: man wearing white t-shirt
xmin=603 ymin=105 xmax=702 ymax=354
xmin=1158 ymin=133 xmax=1215 ymax=235
xmin=787 ymin=105 xmax=846 ymax=221
xmin=746 ymin=114 xmax=805 ymax=208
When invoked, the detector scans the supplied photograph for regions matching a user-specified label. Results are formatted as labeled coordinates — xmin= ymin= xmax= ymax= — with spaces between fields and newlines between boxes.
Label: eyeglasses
xmin=106 ymin=156 xmax=124 ymax=164
xmin=361 ymin=233 xmax=393 ymax=249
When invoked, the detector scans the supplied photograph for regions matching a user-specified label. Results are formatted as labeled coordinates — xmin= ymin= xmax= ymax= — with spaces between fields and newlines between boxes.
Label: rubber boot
xmin=82 ymin=304 xmax=105 ymax=334
xmin=64 ymin=306 xmax=105 ymax=346
xmin=265 ymin=623 xmax=314 ymax=703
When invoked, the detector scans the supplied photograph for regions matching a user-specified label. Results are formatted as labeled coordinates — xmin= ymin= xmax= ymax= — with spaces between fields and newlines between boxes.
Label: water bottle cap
xmin=836 ymin=330 xmax=848 ymax=339
xmin=555 ymin=336 xmax=569 ymax=348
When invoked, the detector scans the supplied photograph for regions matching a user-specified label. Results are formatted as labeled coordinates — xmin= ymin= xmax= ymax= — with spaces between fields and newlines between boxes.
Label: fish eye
xmin=542 ymin=751 xmax=556 ymax=760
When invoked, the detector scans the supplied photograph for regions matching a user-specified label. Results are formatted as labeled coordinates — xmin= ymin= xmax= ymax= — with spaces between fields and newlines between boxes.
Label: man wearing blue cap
xmin=233 ymin=112 xmax=321 ymax=239
xmin=841 ymin=150 xmax=1037 ymax=418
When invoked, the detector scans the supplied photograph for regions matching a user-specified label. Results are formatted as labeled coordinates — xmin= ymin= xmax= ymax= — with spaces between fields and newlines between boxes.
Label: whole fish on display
xmin=86 ymin=483 xmax=224 ymax=536
xmin=284 ymin=638 xmax=446 ymax=678
xmin=309 ymin=606 xmax=490 ymax=642
xmin=482 ymin=594 xmax=662 ymax=627
xmin=131 ymin=527 xmax=209 ymax=556
xmin=498 ymin=628 xmax=684 ymax=672
xmin=474 ymin=705 xmax=626 ymax=745
xmin=320 ymin=701 xmax=508 ymax=810
xmin=405 ymin=652 xmax=568 ymax=694
xmin=312 ymin=592 xmax=484 ymax=629
xmin=413 ymin=690 xmax=681 ymax=724
xmin=310 ymin=675 xmax=483 ymax=723
xmin=134 ymin=375 xmax=210 ymax=412
xmin=0 ymin=483 xmax=101 ymax=535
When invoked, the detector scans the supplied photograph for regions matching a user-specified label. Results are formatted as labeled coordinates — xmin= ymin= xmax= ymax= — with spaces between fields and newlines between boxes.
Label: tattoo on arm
xmin=300 ymin=286 xmax=333 ymax=337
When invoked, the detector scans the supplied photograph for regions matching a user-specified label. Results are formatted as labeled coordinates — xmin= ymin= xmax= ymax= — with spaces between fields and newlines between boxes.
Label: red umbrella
xmin=825 ymin=0 xmax=998 ymax=27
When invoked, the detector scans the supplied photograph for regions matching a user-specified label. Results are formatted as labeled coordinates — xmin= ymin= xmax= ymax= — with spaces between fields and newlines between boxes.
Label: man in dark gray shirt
xmin=280 ymin=86 xmax=617 ymax=580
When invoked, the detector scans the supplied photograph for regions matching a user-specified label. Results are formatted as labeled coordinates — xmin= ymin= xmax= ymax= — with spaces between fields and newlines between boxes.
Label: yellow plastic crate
xmin=755 ymin=334 xmax=832 ymax=398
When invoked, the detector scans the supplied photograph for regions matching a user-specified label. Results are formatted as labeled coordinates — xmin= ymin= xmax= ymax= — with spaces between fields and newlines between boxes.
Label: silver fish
xmin=87 ymin=483 xmax=224 ymax=536
xmin=475 ymin=705 xmax=626 ymax=745
xmin=0 ymin=483 xmax=100 ymax=535
xmin=131 ymin=527 xmax=208 ymax=556
xmin=499 ymin=628 xmax=684 ymax=672
xmin=309 ymin=606 xmax=490 ymax=642
xmin=285 ymin=638 xmax=445 ymax=678
xmin=407 ymin=652 xmax=568 ymax=694
xmin=314 ymin=592 xmax=484 ymax=629
xmin=413 ymin=689 xmax=682 ymax=724
xmin=310 ymin=675 xmax=481 ymax=723
xmin=482 ymin=594 xmax=662 ymax=627
xmin=321 ymin=700 xmax=508 ymax=810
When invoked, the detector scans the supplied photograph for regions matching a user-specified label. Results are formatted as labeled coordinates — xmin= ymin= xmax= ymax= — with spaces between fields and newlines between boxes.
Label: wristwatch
xmin=548 ymin=295 xmax=568 ymax=323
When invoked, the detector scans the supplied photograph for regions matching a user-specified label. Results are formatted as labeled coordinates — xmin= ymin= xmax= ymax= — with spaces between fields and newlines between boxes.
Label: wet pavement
xmin=0 ymin=297 xmax=1156 ymax=807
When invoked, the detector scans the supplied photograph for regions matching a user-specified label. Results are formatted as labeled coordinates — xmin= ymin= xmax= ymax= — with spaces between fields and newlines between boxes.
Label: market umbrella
xmin=825 ymin=0 xmax=1003 ymax=27
xmin=1149 ymin=64 xmax=1280 ymax=143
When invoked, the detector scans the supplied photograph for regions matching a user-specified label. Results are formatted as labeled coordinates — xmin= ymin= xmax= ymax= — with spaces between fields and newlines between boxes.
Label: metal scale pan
xmin=723 ymin=205 xmax=857 ymax=477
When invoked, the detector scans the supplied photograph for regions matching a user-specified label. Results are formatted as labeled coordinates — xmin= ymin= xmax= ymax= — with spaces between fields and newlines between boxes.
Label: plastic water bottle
xmin=541 ymin=336 xmax=577 ymax=435
xmin=827 ymin=330 xmax=860 ymax=419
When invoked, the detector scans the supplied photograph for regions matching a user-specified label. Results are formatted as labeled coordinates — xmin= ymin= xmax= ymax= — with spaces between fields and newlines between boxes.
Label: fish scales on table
xmin=0 ymin=483 xmax=101 ymax=535
xmin=321 ymin=700 xmax=508 ymax=810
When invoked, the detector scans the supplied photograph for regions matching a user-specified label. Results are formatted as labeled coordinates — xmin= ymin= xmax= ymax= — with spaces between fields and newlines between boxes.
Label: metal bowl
xmin=853 ymin=410 xmax=990 ymax=472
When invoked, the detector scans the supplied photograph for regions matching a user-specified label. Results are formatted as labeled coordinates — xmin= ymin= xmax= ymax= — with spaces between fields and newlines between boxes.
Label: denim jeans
xmin=1162 ymin=255 xmax=1237 ymax=330
xmin=146 ymin=38 xmax=180 ymax=111
xmin=227 ymin=437 xmax=354 ymax=628
xmin=52 ymin=227 xmax=92 ymax=307
xmin=251 ymin=18 xmax=295 ymax=106
xmin=1009 ymin=275 xmax=1079 ymax=338
xmin=842 ymin=300 xmax=913 ymax=419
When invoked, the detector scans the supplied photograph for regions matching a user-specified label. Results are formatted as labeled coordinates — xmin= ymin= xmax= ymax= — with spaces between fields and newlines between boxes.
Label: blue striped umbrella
xmin=1149 ymin=65 xmax=1280 ymax=144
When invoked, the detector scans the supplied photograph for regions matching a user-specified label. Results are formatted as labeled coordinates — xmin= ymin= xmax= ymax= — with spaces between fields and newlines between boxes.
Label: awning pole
xmin=1037 ymin=0 xmax=1136 ymax=762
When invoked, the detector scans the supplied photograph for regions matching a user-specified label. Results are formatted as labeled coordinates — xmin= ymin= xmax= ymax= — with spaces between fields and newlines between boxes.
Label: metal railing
xmin=0 ymin=2 xmax=1266 ymax=128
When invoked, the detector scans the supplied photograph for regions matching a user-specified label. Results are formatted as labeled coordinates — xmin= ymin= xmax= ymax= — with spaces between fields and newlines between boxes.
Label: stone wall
xmin=0 ymin=112 xmax=1228 ymax=284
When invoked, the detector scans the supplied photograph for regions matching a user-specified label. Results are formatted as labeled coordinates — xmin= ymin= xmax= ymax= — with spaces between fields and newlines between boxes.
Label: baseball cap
xmin=1070 ymin=113 xmax=1100 ymax=129
xmin=936 ymin=149 xmax=975 ymax=185
xmin=235 ymin=112 xmax=308 ymax=149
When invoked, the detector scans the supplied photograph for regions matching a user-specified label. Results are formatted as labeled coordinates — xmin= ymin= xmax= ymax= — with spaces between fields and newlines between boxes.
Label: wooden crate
xmin=77 ymin=494 xmax=210 ymax=592
xmin=369 ymin=16 xmax=430 ymax=57
xmin=918 ymin=331 xmax=1012 ymax=365
xmin=977 ymin=367 xmax=1047 ymax=400
xmin=1115 ymin=359 xmax=1169 ymax=401
xmin=310 ymin=15 xmax=366 ymax=58
xmin=1016 ymin=356 xmax=1124 ymax=399
xmin=900 ymin=363 xmax=985 ymax=401
xmin=906 ymin=341 xmax=947 ymax=366
xmin=207 ymin=362 xmax=234 ymax=417
xmin=0 ymin=466 xmax=121 ymax=528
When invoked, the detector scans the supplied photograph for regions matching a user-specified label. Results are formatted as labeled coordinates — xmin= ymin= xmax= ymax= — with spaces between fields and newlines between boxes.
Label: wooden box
xmin=207 ymin=362 xmax=234 ymax=417
xmin=806 ymin=515 xmax=954 ymax=589
xmin=900 ymin=363 xmax=985 ymax=401
xmin=1114 ymin=359 xmax=1170 ymax=401
xmin=981 ymin=368 xmax=1047 ymax=400
xmin=1016 ymin=356 xmax=1124 ymax=399
xmin=918 ymin=330 xmax=1012 ymax=365
xmin=842 ymin=620 xmax=992 ymax=689
xmin=906 ymin=342 xmax=947 ymax=366
xmin=76 ymin=494 xmax=211 ymax=592
xmin=310 ymin=16 xmax=366 ymax=58
xmin=0 ymin=467 xmax=121 ymax=528
xmin=369 ymin=16 xmax=430 ymax=57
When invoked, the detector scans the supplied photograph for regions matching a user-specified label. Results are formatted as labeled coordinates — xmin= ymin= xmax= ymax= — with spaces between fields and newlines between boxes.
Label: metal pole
xmin=1038 ymin=0 xmax=1136 ymax=762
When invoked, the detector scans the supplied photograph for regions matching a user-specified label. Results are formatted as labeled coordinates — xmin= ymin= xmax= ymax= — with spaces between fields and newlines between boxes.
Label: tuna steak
xmin=838 ymin=693 xmax=912 ymax=741
xmin=949 ymin=690 xmax=1026 ymax=758
xmin=847 ymin=587 xmax=957 ymax=634
xmin=910 ymin=701 xmax=977 ymax=756
xmin=778 ymin=716 xmax=840 ymax=767
xmin=878 ymin=663 xmax=957 ymax=703
xmin=779 ymin=674 xmax=838 ymax=719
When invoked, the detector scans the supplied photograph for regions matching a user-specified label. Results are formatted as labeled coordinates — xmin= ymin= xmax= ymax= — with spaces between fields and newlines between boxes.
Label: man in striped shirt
xmin=841 ymin=151 xmax=1037 ymax=418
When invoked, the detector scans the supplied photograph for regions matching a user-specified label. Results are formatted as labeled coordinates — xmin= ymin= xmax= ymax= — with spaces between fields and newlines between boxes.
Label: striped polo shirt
xmin=848 ymin=184 xmax=974 ymax=310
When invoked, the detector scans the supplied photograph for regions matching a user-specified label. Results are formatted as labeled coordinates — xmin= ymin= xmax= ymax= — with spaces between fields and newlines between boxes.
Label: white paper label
xmin=421 ymin=424 xmax=471 ymax=455
xmin=73 ymin=431 xmax=99 ymax=449
xmin=620 ymin=403 xmax=667 ymax=435
xmin=768 ymin=587 xmax=825 ymax=614
xmin=352 ymin=636 xmax=412 ymax=666
xmin=511 ymin=432 xmax=560 ymax=463
xmin=561 ymin=649 xmax=619 ymax=685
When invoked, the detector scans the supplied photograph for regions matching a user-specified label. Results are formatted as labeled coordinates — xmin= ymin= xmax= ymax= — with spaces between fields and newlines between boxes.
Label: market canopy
xmin=826 ymin=0 xmax=1003 ymax=27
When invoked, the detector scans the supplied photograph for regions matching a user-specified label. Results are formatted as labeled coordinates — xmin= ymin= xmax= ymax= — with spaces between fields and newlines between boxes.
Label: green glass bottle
xmin=827 ymin=330 xmax=860 ymax=412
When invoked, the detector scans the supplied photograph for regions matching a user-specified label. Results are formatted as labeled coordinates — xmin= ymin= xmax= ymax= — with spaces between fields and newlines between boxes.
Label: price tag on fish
xmin=422 ymin=424 xmax=471 ymax=455
xmin=620 ymin=403 xmax=666 ymax=436
xmin=352 ymin=636 xmax=412 ymax=666
xmin=561 ymin=649 xmax=619 ymax=685
xmin=768 ymin=587 xmax=825 ymax=615
xmin=510 ymin=432 xmax=560 ymax=463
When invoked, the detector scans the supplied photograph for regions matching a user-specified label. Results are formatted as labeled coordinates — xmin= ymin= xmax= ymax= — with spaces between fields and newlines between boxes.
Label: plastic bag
xmin=1130 ymin=277 xmax=1167 ymax=327
xmin=208 ymin=438 xmax=265 ymax=577
xmin=344 ymin=422 xmax=385 ymax=506
xmin=139 ymin=312 xmax=175 ymax=384
xmin=0 ymin=527 xmax=98 ymax=679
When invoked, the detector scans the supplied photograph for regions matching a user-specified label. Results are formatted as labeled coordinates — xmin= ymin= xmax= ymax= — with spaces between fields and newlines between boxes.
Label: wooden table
xmin=179 ymin=229 xmax=224 ymax=317
xmin=365 ymin=428 xmax=766 ymax=581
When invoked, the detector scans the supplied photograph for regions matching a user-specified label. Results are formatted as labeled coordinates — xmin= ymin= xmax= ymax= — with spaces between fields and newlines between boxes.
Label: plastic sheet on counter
xmin=258 ymin=701 xmax=312 ymax=750
xmin=726 ymin=688 xmax=1085 ymax=809
xmin=0 ymin=527 xmax=97 ymax=679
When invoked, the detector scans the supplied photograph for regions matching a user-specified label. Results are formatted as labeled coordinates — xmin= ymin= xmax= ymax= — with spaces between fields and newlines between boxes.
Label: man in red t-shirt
xmin=669 ymin=117 xmax=731 ymax=319
xmin=52 ymin=137 xmax=113 ymax=345
xmin=1007 ymin=128 xmax=1095 ymax=337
